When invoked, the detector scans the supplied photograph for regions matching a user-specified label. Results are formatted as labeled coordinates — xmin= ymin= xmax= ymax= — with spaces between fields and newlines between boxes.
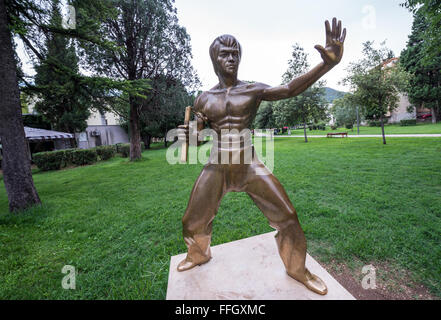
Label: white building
xmin=77 ymin=110 xmax=129 ymax=149
xmin=25 ymin=96 xmax=129 ymax=149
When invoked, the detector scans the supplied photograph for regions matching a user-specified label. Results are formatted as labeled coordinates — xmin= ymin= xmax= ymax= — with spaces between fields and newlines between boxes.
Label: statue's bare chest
xmin=202 ymin=90 xmax=257 ymax=124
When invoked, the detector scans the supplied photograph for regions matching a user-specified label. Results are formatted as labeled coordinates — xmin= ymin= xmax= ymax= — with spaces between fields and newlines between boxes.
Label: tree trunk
xmin=164 ymin=130 xmax=168 ymax=148
xmin=129 ymin=96 xmax=142 ymax=160
xmin=142 ymin=133 xmax=151 ymax=150
xmin=303 ymin=120 xmax=308 ymax=143
xmin=431 ymin=107 xmax=437 ymax=124
xmin=380 ymin=115 xmax=386 ymax=145
xmin=0 ymin=0 xmax=41 ymax=212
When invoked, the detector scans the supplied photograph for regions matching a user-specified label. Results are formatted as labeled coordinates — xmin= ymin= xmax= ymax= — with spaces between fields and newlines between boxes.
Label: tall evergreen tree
xmin=402 ymin=0 xmax=441 ymax=60
xmin=34 ymin=1 xmax=91 ymax=134
xmin=400 ymin=11 xmax=441 ymax=123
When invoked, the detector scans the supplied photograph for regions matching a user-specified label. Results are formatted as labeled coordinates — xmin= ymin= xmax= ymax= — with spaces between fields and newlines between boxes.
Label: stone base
xmin=166 ymin=232 xmax=355 ymax=300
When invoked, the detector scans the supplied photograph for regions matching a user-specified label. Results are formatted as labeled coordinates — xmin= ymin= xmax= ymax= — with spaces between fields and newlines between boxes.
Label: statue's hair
xmin=209 ymin=35 xmax=242 ymax=75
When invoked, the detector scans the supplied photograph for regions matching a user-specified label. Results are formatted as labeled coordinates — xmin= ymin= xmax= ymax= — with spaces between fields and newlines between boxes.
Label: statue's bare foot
xmin=287 ymin=268 xmax=328 ymax=295
xmin=177 ymin=256 xmax=211 ymax=272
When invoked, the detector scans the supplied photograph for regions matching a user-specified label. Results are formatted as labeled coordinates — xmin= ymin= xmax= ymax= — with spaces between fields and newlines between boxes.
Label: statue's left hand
xmin=315 ymin=17 xmax=346 ymax=67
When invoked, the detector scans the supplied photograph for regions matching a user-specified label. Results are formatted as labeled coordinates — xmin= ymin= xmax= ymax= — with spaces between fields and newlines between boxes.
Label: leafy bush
xmin=117 ymin=142 xmax=145 ymax=157
xmin=368 ymin=121 xmax=383 ymax=127
xmin=33 ymin=150 xmax=65 ymax=171
xmin=71 ymin=149 xmax=98 ymax=166
xmin=96 ymin=145 xmax=116 ymax=161
xmin=331 ymin=125 xmax=338 ymax=130
xmin=309 ymin=123 xmax=326 ymax=130
xmin=117 ymin=143 xmax=131 ymax=157
xmin=345 ymin=124 xmax=353 ymax=129
xmin=400 ymin=119 xmax=417 ymax=126
xmin=62 ymin=148 xmax=76 ymax=166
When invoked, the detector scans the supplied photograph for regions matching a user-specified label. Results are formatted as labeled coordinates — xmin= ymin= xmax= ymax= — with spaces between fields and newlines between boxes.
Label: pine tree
xmin=34 ymin=0 xmax=91 ymax=134
xmin=400 ymin=11 xmax=441 ymax=123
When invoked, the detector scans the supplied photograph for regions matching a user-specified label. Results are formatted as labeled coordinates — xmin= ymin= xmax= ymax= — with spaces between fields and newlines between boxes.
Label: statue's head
xmin=209 ymin=34 xmax=242 ymax=78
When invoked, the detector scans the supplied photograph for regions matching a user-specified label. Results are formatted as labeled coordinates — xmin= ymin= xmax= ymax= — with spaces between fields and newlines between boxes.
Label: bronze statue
xmin=177 ymin=18 xmax=346 ymax=295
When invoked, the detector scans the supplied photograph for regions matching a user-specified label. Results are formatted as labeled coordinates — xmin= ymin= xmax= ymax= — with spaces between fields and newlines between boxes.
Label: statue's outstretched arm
xmin=262 ymin=18 xmax=346 ymax=101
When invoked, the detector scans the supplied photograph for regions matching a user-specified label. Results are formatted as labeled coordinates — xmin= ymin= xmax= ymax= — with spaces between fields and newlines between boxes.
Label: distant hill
xmin=324 ymin=87 xmax=347 ymax=103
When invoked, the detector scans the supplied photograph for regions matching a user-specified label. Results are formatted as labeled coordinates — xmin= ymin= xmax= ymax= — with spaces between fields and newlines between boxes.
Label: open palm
xmin=315 ymin=18 xmax=346 ymax=67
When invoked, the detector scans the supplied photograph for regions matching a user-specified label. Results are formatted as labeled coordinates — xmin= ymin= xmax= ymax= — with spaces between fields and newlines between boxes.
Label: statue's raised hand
xmin=315 ymin=18 xmax=346 ymax=67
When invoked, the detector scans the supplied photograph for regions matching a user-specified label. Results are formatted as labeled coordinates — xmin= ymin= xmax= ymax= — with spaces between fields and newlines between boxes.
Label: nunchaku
xmin=180 ymin=106 xmax=192 ymax=163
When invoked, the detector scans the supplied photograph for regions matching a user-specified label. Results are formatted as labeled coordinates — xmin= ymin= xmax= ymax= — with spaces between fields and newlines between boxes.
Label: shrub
xmin=62 ymin=148 xmax=76 ymax=166
xmin=33 ymin=150 xmax=65 ymax=171
xmin=368 ymin=120 xmax=384 ymax=127
xmin=117 ymin=143 xmax=131 ymax=158
xmin=96 ymin=145 xmax=116 ymax=161
xmin=71 ymin=149 xmax=98 ymax=166
xmin=116 ymin=142 xmax=145 ymax=157
xmin=400 ymin=119 xmax=417 ymax=126
xmin=331 ymin=125 xmax=338 ymax=130
xmin=345 ymin=124 xmax=353 ymax=129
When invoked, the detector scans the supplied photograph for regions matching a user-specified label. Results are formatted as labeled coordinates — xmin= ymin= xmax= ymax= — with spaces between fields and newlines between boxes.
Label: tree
xmin=254 ymin=101 xmax=276 ymax=129
xmin=81 ymin=0 xmax=199 ymax=160
xmin=343 ymin=41 xmax=409 ymax=144
xmin=402 ymin=0 xmax=441 ymax=60
xmin=331 ymin=93 xmax=359 ymax=128
xmin=118 ymin=78 xmax=195 ymax=149
xmin=0 ymin=0 xmax=41 ymax=212
xmin=34 ymin=1 xmax=91 ymax=135
xmin=400 ymin=10 xmax=441 ymax=123
xmin=273 ymin=43 xmax=328 ymax=142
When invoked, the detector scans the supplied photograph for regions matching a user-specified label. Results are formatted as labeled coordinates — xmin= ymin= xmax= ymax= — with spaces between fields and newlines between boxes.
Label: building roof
xmin=25 ymin=127 xmax=74 ymax=141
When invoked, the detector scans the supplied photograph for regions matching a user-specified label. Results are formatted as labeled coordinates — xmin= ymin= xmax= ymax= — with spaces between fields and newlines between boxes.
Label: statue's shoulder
xmin=247 ymin=82 xmax=270 ymax=90
xmin=194 ymin=91 xmax=209 ymax=112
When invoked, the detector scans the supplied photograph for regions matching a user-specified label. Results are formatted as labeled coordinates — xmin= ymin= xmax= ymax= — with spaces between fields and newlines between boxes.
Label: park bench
xmin=327 ymin=132 xmax=348 ymax=138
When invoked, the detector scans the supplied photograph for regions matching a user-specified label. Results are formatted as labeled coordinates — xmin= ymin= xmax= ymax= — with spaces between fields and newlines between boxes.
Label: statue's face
xmin=216 ymin=45 xmax=240 ymax=77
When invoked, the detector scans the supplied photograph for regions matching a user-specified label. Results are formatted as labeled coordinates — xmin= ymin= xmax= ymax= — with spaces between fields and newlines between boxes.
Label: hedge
xmin=96 ymin=145 xmax=116 ymax=160
xmin=116 ymin=142 xmax=145 ymax=158
xmin=33 ymin=142 xmax=147 ymax=171
xmin=368 ymin=120 xmax=385 ymax=127
xmin=33 ymin=150 xmax=66 ymax=171
xmin=33 ymin=148 xmax=98 ymax=171
xmin=71 ymin=149 xmax=98 ymax=166
xmin=400 ymin=119 xmax=417 ymax=126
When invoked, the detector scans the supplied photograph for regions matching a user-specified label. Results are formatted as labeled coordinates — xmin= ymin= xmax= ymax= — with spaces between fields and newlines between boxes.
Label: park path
xmin=273 ymin=134 xmax=441 ymax=138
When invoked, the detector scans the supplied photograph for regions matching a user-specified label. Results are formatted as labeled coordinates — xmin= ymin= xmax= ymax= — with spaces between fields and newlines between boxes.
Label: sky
xmin=16 ymin=0 xmax=414 ymax=93
xmin=174 ymin=0 xmax=414 ymax=92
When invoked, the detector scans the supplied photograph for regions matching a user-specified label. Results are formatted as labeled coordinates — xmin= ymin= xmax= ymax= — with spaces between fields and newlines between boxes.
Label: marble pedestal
xmin=167 ymin=232 xmax=355 ymax=300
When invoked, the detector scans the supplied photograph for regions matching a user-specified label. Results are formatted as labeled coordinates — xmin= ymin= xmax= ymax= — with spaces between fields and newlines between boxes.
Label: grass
xmin=284 ymin=122 xmax=441 ymax=135
xmin=0 ymin=138 xmax=440 ymax=299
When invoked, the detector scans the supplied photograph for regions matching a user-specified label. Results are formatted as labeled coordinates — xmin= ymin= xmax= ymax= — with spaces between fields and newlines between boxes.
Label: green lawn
xmin=284 ymin=122 xmax=441 ymax=135
xmin=1 ymin=138 xmax=441 ymax=299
